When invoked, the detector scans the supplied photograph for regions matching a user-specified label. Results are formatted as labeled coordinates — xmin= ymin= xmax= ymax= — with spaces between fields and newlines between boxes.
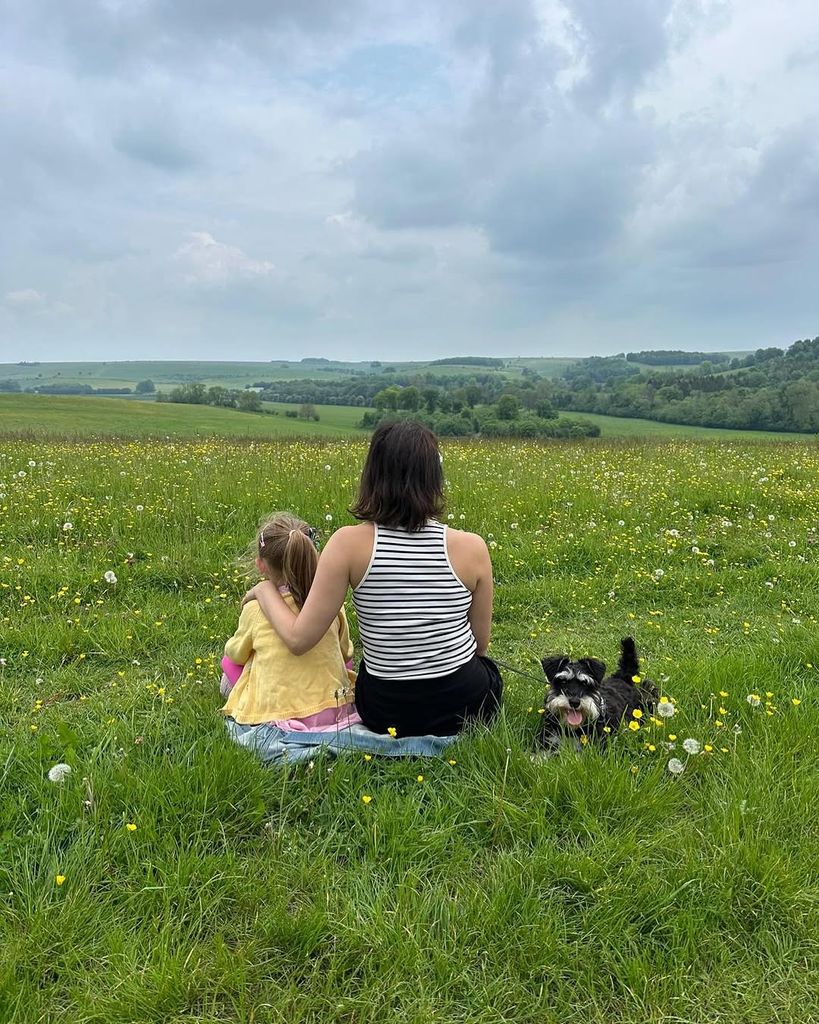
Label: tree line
xmin=552 ymin=338 xmax=819 ymax=433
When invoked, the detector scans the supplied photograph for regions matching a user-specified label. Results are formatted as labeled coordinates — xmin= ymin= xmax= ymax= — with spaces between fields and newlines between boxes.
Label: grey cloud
xmin=353 ymin=144 xmax=472 ymax=230
xmin=565 ymin=0 xmax=675 ymax=106
xmin=114 ymin=123 xmax=199 ymax=172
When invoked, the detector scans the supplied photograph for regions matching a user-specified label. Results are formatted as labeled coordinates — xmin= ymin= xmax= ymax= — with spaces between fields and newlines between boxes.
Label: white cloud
xmin=174 ymin=232 xmax=277 ymax=287
xmin=4 ymin=288 xmax=46 ymax=309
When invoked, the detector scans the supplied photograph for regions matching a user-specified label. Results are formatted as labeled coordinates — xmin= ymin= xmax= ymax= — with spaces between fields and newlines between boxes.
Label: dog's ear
xmin=541 ymin=656 xmax=569 ymax=682
xmin=579 ymin=658 xmax=606 ymax=683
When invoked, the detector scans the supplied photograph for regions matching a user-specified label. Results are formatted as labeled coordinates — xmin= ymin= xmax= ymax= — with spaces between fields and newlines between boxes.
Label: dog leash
xmin=491 ymin=656 xmax=545 ymax=686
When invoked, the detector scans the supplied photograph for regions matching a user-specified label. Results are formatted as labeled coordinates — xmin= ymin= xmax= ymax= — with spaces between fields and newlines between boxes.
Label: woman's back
xmin=352 ymin=520 xmax=477 ymax=679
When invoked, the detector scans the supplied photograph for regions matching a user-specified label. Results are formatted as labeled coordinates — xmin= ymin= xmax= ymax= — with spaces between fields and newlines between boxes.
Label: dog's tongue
xmin=566 ymin=708 xmax=584 ymax=727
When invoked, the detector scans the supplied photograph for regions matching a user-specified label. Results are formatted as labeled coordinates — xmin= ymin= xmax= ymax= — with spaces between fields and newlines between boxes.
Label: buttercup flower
xmin=628 ymin=720 xmax=640 ymax=732
xmin=125 ymin=823 xmax=137 ymax=832
xmin=361 ymin=795 xmax=372 ymax=805
xmin=387 ymin=726 xmax=397 ymax=738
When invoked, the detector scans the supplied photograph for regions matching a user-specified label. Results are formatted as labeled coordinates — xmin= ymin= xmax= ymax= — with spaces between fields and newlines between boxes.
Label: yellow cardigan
xmin=221 ymin=596 xmax=355 ymax=725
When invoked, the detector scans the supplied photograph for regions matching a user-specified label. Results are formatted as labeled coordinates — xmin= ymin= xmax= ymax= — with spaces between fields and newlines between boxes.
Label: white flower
xmin=617 ymin=520 xmax=625 ymax=527
xmin=657 ymin=701 xmax=675 ymax=719
xmin=325 ymin=513 xmax=333 ymax=522
xmin=746 ymin=694 xmax=761 ymax=707
xmin=788 ymin=540 xmax=797 ymax=548
xmin=682 ymin=738 xmax=701 ymax=755
xmin=667 ymin=758 xmax=685 ymax=775
xmin=104 ymin=570 xmax=118 ymax=584
xmin=48 ymin=763 xmax=72 ymax=783
xmin=652 ymin=568 xmax=665 ymax=578
xmin=691 ymin=546 xmax=700 ymax=554
xmin=28 ymin=460 xmax=36 ymax=467
xmin=135 ymin=504 xmax=144 ymax=512
xmin=62 ymin=522 xmax=73 ymax=531
xmin=324 ymin=464 xmax=331 ymax=471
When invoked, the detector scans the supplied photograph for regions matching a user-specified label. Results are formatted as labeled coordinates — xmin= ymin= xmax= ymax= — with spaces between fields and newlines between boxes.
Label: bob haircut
xmin=350 ymin=420 xmax=444 ymax=531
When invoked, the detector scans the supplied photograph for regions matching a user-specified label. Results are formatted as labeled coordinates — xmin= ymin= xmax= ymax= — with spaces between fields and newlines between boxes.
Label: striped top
xmin=352 ymin=519 xmax=477 ymax=679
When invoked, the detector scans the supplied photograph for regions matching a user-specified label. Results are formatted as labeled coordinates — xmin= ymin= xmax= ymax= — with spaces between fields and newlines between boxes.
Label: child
xmin=220 ymin=512 xmax=359 ymax=732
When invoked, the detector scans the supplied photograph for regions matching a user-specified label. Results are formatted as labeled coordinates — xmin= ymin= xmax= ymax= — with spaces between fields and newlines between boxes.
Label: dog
xmin=536 ymin=637 xmax=658 ymax=751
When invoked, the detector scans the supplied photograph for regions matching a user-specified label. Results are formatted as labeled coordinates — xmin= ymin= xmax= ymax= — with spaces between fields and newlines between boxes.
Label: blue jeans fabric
xmin=224 ymin=717 xmax=456 ymax=765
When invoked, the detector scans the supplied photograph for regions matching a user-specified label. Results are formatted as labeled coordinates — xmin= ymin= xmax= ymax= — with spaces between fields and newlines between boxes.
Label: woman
xmin=246 ymin=420 xmax=502 ymax=736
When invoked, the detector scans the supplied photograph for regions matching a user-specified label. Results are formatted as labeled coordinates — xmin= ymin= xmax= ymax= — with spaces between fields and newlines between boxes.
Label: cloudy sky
xmin=2 ymin=0 xmax=818 ymax=361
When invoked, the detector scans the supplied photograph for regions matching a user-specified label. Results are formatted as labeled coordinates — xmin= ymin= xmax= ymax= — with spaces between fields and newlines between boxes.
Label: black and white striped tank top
xmin=352 ymin=519 xmax=477 ymax=679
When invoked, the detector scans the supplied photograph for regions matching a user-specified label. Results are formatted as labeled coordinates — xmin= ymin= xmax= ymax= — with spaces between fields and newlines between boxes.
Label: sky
xmin=1 ymin=0 xmax=818 ymax=362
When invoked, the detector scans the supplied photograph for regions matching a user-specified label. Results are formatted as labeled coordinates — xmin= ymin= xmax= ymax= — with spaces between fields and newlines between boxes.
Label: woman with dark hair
xmin=245 ymin=420 xmax=502 ymax=737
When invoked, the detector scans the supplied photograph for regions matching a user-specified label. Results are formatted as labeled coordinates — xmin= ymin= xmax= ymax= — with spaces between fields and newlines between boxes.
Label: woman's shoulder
xmin=325 ymin=521 xmax=374 ymax=551
xmin=444 ymin=525 xmax=489 ymax=552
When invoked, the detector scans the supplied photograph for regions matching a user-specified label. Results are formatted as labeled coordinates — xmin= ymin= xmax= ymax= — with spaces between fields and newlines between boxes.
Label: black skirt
xmin=354 ymin=654 xmax=503 ymax=737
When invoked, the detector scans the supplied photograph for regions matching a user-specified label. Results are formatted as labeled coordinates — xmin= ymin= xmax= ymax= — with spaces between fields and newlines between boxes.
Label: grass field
xmin=1 ymin=426 xmax=817 ymax=1023
xmin=0 ymin=356 xmax=582 ymax=392
xmin=572 ymin=411 xmax=815 ymax=442
xmin=0 ymin=394 xmax=366 ymax=440
xmin=4 ymin=393 xmax=814 ymax=446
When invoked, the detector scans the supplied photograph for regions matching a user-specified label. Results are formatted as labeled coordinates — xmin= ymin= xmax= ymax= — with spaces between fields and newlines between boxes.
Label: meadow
xmin=0 ymin=394 xmax=366 ymax=440
xmin=1 ymin=432 xmax=818 ymax=1023
xmin=3 ymin=393 xmax=812 ymax=445
xmin=0 ymin=356 xmax=580 ymax=393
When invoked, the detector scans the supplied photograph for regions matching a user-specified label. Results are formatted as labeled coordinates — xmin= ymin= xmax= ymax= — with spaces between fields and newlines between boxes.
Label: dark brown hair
xmin=255 ymin=512 xmax=318 ymax=609
xmin=350 ymin=420 xmax=444 ymax=531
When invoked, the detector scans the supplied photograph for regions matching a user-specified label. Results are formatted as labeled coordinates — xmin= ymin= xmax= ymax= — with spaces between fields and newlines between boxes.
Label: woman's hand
xmin=241 ymin=579 xmax=274 ymax=607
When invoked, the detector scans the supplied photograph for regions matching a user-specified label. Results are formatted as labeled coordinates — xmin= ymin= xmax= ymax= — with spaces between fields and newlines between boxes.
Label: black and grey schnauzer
xmin=536 ymin=637 xmax=658 ymax=750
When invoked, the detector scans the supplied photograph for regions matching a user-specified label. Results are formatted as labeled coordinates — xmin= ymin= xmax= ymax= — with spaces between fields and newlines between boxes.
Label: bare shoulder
xmin=445 ymin=527 xmax=490 ymax=589
xmin=446 ymin=527 xmax=489 ymax=558
xmin=324 ymin=522 xmax=374 ymax=554
xmin=323 ymin=522 xmax=375 ymax=587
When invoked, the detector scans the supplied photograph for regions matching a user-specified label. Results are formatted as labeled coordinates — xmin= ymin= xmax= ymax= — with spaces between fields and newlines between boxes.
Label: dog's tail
xmin=617 ymin=637 xmax=640 ymax=679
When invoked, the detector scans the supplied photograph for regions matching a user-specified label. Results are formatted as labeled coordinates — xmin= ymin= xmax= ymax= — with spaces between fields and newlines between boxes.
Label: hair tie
xmin=259 ymin=531 xmax=266 ymax=549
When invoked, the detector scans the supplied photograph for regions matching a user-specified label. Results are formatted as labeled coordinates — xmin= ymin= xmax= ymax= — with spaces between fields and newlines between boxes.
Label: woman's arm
xmin=249 ymin=530 xmax=352 ymax=655
xmin=466 ymin=536 xmax=493 ymax=656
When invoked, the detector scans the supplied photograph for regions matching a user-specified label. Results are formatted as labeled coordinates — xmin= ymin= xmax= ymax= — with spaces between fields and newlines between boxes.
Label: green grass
xmin=0 ymin=394 xmax=366 ymax=440
xmin=0 ymin=357 xmax=584 ymax=391
xmin=577 ymin=411 xmax=815 ymax=441
xmin=1 ymin=435 xmax=818 ymax=1022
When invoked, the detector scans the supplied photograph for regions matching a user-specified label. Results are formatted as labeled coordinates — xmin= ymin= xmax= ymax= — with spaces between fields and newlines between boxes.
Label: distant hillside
xmin=552 ymin=338 xmax=819 ymax=433
xmin=0 ymin=394 xmax=365 ymax=440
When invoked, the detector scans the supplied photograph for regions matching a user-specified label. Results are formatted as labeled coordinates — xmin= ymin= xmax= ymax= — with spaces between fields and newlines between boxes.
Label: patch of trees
xmin=428 ymin=356 xmax=505 ymax=367
xmin=554 ymin=337 xmax=819 ymax=434
xmin=626 ymin=350 xmax=732 ymax=366
xmin=157 ymin=383 xmax=263 ymax=412
xmin=27 ymin=384 xmax=133 ymax=395
xmin=360 ymin=400 xmax=599 ymax=440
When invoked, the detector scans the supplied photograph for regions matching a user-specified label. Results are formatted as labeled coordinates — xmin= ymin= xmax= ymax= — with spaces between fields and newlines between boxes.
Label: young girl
xmin=220 ymin=512 xmax=359 ymax=731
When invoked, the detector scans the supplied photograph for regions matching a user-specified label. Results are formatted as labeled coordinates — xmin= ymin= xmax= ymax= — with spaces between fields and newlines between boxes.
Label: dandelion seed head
xmin=47 ymin=763 xmax=72 ymax=783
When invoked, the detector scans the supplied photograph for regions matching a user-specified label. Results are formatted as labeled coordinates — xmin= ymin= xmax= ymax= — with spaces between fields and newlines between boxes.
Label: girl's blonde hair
xmin=255 ymin=512 xmax=319 ymax=609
